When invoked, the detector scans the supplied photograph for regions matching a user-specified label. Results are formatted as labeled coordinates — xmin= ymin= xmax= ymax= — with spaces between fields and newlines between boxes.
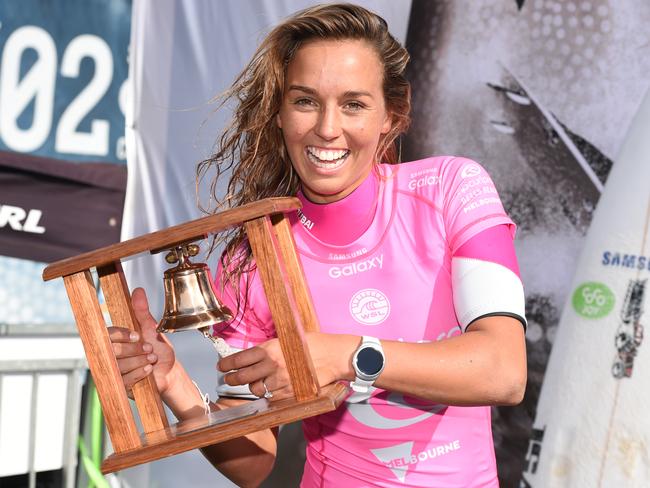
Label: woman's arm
xmin=219 ymin=317 xmax=526 ymax=406
xmin=109 ymin=288 xmax=278 ymax=488
xmin=340 ymin=315 xmax=526 ymax=405
xmin=219 ymin=225 xmax=527 ymax=407
xmin=163 ymin=360 xmax=279 ymax=488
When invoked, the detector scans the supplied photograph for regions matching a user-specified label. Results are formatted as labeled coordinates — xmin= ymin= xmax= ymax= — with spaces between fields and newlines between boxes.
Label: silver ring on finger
xmin=262 ymin=380 xmax=273 ymax=399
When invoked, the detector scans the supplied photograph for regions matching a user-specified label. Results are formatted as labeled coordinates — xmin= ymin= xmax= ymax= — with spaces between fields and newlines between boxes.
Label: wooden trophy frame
xmin=43 ymin=197 xmax=348 ymax=474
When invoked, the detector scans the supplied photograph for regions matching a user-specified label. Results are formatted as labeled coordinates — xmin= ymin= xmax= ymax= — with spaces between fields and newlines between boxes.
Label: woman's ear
xmin=381 ymin=111 xmax=392 ymax=134
xmin=276 ymin=112 xmax=283 ymax=129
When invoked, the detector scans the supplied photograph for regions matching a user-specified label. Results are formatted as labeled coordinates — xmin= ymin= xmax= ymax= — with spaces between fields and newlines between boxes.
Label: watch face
xmin=356 ymin=347 xmax=384 ymax=376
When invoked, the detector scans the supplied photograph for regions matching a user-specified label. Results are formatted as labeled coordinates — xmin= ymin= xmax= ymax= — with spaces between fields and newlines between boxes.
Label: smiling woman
xmin=107 ymin=3 xmax=527 ymax=487
xmin=277 ymin=39 xmax=391 ymax=203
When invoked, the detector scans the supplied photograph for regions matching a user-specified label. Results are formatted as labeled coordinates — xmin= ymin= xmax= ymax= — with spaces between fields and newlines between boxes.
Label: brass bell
xmin=157 ymin=243 xmax=233 ymax=335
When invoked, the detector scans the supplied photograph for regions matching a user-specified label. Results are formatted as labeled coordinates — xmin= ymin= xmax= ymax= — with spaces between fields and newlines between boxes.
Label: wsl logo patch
xmin=349 ymin=288 xmax=390 ymax=325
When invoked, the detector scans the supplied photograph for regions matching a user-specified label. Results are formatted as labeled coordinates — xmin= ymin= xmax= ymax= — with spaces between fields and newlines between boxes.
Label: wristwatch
xmin=351 ymin=336 xmax=385 ymax=393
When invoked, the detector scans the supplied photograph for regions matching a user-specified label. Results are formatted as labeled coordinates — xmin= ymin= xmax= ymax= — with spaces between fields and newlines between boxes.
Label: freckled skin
xmin=276 ymin=39 xmax=392 ymax=204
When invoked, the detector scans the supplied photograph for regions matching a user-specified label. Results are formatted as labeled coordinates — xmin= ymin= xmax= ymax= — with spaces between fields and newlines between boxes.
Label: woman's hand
xmin=107 ymin=287 xmax=177 ymax=396
xmin=218 ymin=332 xmax=358 ymax=400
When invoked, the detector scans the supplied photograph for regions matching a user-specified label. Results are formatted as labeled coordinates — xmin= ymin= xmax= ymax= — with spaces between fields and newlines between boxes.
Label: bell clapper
xmin=200 ymin=326 xmax=234 ymax=357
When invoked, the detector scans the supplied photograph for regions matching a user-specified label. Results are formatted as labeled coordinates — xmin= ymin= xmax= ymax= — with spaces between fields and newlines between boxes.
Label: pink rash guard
xmin=213 ymin=156 xmax=525 ymax=487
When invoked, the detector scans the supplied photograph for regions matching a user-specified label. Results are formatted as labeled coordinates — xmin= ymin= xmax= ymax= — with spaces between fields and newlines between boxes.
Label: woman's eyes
xmin=294 ymin=98 xmax=316 ymax=107
xmin=291 ymin=98 xmax=367 ymax=111
xmin=344 ymin=101 xmax=365 ymax=111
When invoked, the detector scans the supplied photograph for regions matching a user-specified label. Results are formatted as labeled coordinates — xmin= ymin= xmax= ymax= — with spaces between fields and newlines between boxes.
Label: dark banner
xmin=0 ymin=0 xmax=131 ymax=327
xmin=0 ymin=151 xmax=126 ymax=262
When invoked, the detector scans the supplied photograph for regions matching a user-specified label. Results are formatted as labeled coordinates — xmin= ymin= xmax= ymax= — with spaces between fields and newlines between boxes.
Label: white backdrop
xmin=121 ymin=1 xmax=412 ymax=487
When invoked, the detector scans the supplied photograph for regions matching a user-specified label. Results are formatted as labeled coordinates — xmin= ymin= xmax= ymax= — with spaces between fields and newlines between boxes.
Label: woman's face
xmin=277 ymin=39 xmax=392 ymax=204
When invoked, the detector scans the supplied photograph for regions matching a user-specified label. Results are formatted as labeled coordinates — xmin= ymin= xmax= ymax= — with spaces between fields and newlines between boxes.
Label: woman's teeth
xmin=306 ymin=147 xmax=350 ymax=168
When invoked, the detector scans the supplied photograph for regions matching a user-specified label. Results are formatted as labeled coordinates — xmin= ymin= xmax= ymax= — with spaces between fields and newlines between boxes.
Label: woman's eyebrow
xmin=287 ymin=84 xmax=316 ymax=94
xmin=288 ymin=85 xmax=374 ymax=99
xmin=343 ymin=90 xmax=373 ymax=99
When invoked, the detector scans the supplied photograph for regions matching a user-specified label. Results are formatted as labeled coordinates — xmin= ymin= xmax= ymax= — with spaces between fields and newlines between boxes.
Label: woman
xmin=110 ymin=4 xmax=527 ymax=487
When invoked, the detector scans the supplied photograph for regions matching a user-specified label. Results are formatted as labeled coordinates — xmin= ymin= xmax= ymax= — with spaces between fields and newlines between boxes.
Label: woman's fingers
xmin=107 ymin=326 xmax=152 ymax=357
xmin=112 ymin=340 xmax=152 ymax=358
xmin=107 ymin=325 xmax=138 ymax=343
xmin=106 ymin=295 xmax=170 ymax=395
xmin=130 ymin=288 xmax=176 ymax=354
xmin=268 ymin=385 xmax=293 ymax=401
xmin=249 ymin=380 xmax=293 ymax=401
xmin=122 ymin=363 xmax=154 ymax=389
xmin=218 ymin=346 xmax=267 ymax=372
xmin=131 ymin=288 xmax=159 ymax=332
xmin=249 ymin=380 xmax=266 ymax=399
xmin=117 ymin=353 xmax=157 ymax=375
xmin=219 ymin=341 xmax=292 ymax=390
xmin=223 ymin=358 xmax=270 ymax=386
xmin=107 ymin=324 xmax=156 ymax=387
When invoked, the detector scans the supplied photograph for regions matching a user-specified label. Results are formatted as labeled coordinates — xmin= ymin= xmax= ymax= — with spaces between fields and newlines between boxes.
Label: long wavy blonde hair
xmin=197 ymin=3 xmax=411 ymax=293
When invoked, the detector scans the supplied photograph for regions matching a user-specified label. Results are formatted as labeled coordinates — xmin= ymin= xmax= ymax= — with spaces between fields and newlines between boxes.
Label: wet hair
xmin=197 ymin=3 xmax=411 ymax=298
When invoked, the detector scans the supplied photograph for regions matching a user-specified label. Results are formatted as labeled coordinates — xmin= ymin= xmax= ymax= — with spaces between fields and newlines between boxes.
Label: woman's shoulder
xmin=380 ymin=155 xmax=484 ymax=193
xmin=381 ymin=155 xmax=482 ymax=176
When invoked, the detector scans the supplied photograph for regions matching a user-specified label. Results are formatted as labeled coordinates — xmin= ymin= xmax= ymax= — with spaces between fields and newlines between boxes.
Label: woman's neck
xmin=296 ymin=170 xmax=378 ymax=245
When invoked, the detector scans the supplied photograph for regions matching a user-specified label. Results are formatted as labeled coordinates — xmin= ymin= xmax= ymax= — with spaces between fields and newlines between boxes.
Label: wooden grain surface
xmin=64 ymin=271 xmax=141 ymax=452
xmin=43 ymin=197 xmax=301 ymax=281
xmin=101 ymin=382 xmax=349 ymax=474
xmin=97 ymin=262 xmax=169 ymax=433
xmin=245 ymin=216 xmax=319 ymax=402
xmin=271 ymin=213 xmax=320 ymax=334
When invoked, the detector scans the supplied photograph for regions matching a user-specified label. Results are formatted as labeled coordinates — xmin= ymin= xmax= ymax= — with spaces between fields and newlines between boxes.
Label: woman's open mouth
xmin=306 ymin=146 xmax=350 ymax=170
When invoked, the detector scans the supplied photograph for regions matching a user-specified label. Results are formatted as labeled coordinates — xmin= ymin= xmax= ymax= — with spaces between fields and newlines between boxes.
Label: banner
xmin=0 ymin=0 xmax=130 ymax=163
xmin=0 ymin=0 xmax=131 ymax=327
xmin=0 ymin=150 xmax=126 ymax=263
xmin=402 ymin=0 xmax=650 ymax=485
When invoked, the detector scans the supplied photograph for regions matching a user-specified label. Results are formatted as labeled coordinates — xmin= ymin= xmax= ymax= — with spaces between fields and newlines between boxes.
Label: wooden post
xmin=63 ymin=271 xmax=140 ymax=452
xmin=271 ymin=214 xmax=320 ymax=333
xmin=97 ymin=262 xmax=169 ymax=433
xmin=245 ymin=216 xmax=319 ymax=401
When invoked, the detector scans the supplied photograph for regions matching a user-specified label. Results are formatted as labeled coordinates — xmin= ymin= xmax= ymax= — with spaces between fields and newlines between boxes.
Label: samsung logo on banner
xmin=0 ymin=204 xmax=45 ymax=234
xmin=602 ymin=251 xmax=650 ymax=271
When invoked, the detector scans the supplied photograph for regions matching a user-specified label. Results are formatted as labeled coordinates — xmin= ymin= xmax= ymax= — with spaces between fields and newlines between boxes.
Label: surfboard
xmin=520 ymin=87 xmax=650 ymax=487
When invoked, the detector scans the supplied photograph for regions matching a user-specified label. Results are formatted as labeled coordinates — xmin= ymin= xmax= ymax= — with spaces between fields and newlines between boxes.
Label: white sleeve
xmin=452 ymin=257 xmax=527 ymax=333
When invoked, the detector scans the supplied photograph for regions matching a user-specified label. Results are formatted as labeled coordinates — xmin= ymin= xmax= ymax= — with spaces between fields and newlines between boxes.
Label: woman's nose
xmin=314 ymin=106 xmax=342 ymax=140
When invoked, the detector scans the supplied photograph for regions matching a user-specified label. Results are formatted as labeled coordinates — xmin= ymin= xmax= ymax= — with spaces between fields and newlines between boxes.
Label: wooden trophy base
xmin=102 ymin=383 xmax=348 ymax=474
